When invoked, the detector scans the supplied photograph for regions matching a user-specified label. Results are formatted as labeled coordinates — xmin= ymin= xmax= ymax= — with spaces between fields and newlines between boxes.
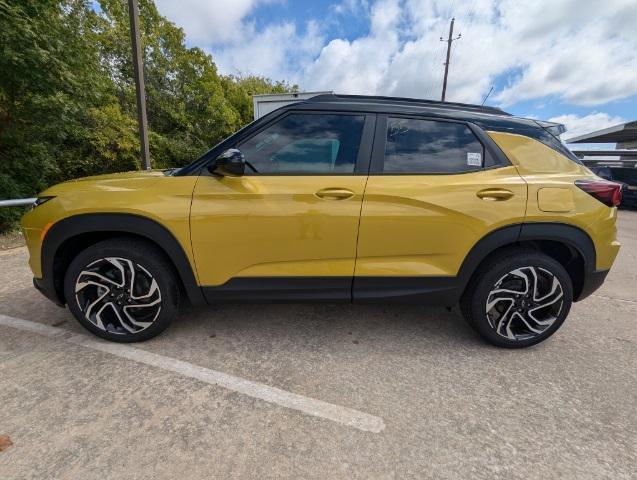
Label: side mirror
xmin=209 ymin=148 xmax=245 ymax=177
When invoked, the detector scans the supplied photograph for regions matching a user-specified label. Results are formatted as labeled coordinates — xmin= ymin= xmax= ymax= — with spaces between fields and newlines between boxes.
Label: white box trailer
xmin=252 ymin=92 xmax=333 ymax=120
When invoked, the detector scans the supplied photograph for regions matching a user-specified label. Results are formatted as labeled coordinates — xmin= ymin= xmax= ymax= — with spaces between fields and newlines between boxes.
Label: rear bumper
xmin=33 ymin=277 xmax=65 ymax=307
xmin=575 ymin=269 xmax=609 ymax=302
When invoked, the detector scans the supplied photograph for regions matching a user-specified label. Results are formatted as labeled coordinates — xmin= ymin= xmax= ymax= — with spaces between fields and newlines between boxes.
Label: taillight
xmin=575 ymin=180 xmax=622 ymax=207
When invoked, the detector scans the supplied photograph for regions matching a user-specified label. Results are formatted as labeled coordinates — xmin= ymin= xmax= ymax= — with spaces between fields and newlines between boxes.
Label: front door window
xmin=238 ymin=113 xmax=365 ymax=174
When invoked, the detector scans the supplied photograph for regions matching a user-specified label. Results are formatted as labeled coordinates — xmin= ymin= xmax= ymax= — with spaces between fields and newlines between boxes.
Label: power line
xmin=440 ymin=17 xmax=461 ymax=102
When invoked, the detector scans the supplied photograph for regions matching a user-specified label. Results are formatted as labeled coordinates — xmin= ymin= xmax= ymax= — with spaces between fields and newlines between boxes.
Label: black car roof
xmin=177 ymin=93 xmax=568 ymax=176
xmin=306 ymin=93 xmax=510 ymax=116
xmin=286 ymin=93 xmax=541 ymax=132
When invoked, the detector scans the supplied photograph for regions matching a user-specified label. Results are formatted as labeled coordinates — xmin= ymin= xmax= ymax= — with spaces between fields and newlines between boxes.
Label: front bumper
xmin=33 ymin=277 xmax=65 ymax=307
xmin=575 ymin=269 xmax=609 ymax=302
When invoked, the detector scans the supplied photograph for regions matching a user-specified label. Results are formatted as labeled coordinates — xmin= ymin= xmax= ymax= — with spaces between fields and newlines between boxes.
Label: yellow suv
xmin=21 ymin=94 xmax=622 ymax=347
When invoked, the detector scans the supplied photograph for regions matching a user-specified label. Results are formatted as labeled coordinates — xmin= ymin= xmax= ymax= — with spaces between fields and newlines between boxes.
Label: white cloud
xmin=548 ymin=112 xmax=626 ymax=141
xmin=494 ymin=0 xmax=637 ymax=106
xmin=213 ymin=21 xmax=324 ymax=82
xmin=330 ymin=0 xmax=370 ymax=15
xmin=154 ymin=0 xmax=265 ymax=44
xmin=301 ymin=0 xmax=402 ymax=93
xmin=154 ymin=0 xmax=637 ymax=108
xmin=308 ymin=0 xmax=637 ymax=106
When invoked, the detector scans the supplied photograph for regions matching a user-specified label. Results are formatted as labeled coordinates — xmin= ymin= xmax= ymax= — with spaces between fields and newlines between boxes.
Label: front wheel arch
xmin=42 ymin=213 xmax=205 ymax=307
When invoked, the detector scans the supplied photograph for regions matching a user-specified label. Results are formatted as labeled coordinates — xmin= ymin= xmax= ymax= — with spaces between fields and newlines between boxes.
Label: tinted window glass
xmin=384 ymin=118 xmax=485 ymax=173
xmin=591 ymin=166 xmax=612 ymax=180
xmin=238 ymin=114 xmax=365 ymax=174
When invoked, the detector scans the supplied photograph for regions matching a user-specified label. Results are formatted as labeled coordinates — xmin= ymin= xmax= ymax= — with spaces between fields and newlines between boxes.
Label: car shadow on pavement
xmin=1 ymin=278 xmax=484 ymax=352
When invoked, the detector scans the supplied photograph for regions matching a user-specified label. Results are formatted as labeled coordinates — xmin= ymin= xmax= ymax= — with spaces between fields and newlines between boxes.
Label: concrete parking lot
xmin=1 ymin=212 xmax=636 ymax=479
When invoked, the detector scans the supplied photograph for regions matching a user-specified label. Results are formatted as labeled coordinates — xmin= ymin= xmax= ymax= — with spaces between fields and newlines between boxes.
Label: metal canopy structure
xmin=567 ymin=121 xmax=637 ymax=144
xmin=566 ymin=120 xmax=637 ymax=166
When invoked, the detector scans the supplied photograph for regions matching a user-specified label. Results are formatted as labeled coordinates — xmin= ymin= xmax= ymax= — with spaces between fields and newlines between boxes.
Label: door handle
xmin=476 ymin=188 xmax=515 ymax=201
xmin=315 ymin=188 xmax=355 ymax=200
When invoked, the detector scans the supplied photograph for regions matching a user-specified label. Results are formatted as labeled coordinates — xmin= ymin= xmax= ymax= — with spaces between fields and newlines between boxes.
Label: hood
xmin=68 ymin=170 xmax=166 ymax=182
xmin=40 ymin=170 xmax=166 ymax=196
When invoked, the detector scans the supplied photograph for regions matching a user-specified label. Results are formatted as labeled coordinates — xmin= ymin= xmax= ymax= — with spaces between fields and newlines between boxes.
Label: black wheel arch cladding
xmin=456 ymin=222 xmax=596 ymax=299
xmin=41 ymin=213 xmax=205 ymax=307
xmin=41 ymin=214 xmax=597 ymax=307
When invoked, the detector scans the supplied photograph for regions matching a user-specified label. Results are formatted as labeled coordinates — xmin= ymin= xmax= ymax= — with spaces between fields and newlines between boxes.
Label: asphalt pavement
xmin=1 ymin=211 xmax=636 ymax=479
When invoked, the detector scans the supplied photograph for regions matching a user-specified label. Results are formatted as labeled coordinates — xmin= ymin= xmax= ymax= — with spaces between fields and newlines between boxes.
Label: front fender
xmin=41 ymin=213 xmax=205 ymax=307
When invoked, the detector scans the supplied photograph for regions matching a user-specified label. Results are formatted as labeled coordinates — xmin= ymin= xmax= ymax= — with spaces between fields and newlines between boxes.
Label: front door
xmin=354 ymin=115 xmax=527 ymax=302
xmin=190 ymin=112 xmax=374 ymax=301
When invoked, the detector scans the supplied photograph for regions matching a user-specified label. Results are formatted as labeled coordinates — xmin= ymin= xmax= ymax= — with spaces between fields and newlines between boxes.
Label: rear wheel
xmin=461 ymin=251 xmax=573 ymax=348
xmin=64 ymin=238 xmax=180 ymax=342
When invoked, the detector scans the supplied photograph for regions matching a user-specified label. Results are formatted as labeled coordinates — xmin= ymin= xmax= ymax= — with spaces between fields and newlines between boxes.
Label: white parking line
xmin=0 ymin=314 xmax=385 ymax=433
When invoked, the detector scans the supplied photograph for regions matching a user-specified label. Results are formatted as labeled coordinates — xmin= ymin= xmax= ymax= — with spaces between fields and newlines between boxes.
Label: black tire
xmin=460 ymin=250 xmax=573 ymax=348
xmin=64 ymin=237 xmax=180 ymax=342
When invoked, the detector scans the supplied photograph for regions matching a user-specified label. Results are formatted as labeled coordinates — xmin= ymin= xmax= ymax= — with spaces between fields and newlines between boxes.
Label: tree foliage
xmin=0 ymin=0 xmax=295 ymax=231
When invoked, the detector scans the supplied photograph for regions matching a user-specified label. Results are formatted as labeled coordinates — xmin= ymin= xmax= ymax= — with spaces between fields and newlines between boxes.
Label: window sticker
xmin=467 ymin=152 xmax=482 ymax=166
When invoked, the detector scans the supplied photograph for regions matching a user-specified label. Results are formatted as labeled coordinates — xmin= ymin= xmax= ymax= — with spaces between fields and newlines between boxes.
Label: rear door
xmin=353 ymin=115 xmax=527 ymax=301
xmin=190 ymin=111 xmax=375 ymax=301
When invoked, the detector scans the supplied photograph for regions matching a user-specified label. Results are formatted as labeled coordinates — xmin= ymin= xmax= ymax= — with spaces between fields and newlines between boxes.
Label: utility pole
xmin=128 ymin=0 xmax=151 ymax=170
xmin=440 ymin=18 xmax=461 ymax=102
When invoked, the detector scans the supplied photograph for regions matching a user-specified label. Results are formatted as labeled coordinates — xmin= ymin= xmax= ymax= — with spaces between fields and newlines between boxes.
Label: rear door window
xmin=383 ymin=118 xmax=485 ymax=174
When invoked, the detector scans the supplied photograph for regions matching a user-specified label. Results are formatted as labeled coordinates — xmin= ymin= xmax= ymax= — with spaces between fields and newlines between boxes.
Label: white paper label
xmin=467 ymin=152 xmax=482 ymax=166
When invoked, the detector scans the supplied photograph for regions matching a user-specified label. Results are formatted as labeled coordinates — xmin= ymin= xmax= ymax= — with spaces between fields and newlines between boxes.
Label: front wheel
xmin=64 ymin=238 xmax=180 ymax=342
xmin=460 ymin=251 xmax=573 ymax=348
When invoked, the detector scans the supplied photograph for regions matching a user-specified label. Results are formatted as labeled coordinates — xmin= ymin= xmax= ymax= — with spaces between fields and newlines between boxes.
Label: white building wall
xmin=252 ymin=92 xmax=333 ymax=120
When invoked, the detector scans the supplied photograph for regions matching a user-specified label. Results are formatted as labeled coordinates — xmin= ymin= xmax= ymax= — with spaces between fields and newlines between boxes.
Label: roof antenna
xmin=481 ymin=85 xmax=494 ymax=106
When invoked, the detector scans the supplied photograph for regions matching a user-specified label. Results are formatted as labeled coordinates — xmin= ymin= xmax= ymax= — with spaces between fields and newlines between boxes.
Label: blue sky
xmin=247 ymin=0 xmax=370 ymax=41
xmin=150 ymin=0 xmax=637 ymax=142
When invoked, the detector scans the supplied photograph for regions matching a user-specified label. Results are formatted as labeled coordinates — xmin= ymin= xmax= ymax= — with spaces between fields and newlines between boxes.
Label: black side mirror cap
xmin=209 ymin=148 xmax=246 ymax=177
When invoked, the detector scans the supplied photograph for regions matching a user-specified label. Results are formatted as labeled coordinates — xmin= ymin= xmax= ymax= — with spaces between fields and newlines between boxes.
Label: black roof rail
xmin=306 ymin=93 xmax=510 ymax=116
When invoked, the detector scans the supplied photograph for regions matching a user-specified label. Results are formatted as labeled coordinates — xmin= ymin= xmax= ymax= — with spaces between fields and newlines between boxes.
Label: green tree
xmin=0 ymin=0 xmax=295 ymax=232
xmin=0 ymin=0 xmax=108 ymax=229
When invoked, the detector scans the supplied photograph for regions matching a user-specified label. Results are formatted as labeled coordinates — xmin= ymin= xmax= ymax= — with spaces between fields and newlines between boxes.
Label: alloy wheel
xmin=485 ymin=266 xmax=564 ymax=341
xmin=74 ymin=257 xmax=162 ymax=335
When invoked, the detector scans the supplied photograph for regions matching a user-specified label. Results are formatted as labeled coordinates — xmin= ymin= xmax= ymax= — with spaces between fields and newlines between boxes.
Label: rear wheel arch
xmin=41 ymin=213 xmax=205 ymax=307
xmin=458 ymin=223 xmax=596 ymax=301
